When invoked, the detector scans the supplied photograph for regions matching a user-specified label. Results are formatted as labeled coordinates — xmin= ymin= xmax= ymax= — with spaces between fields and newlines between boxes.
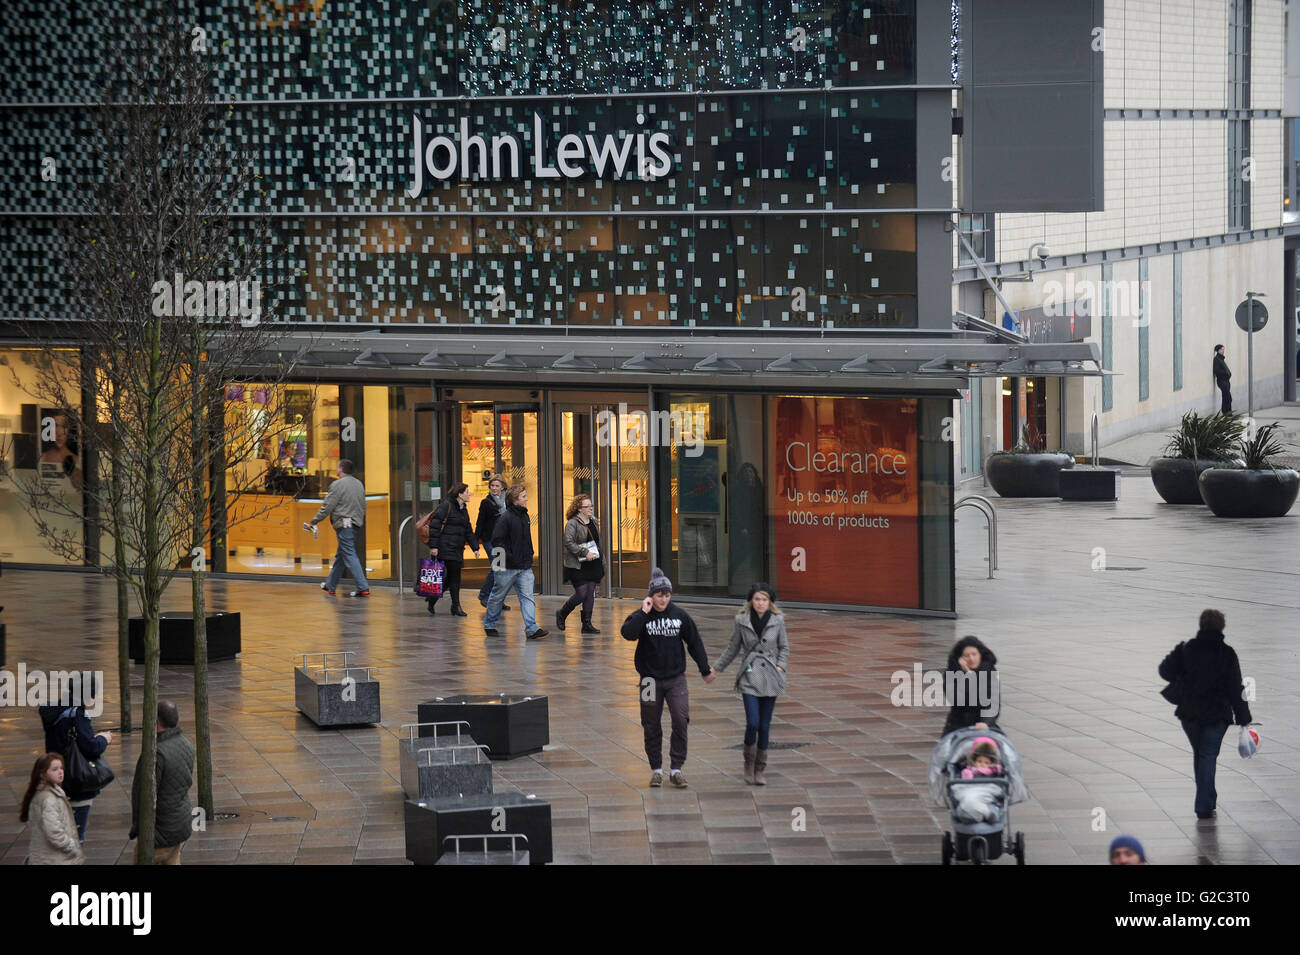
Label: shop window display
xmin=0 ymin=348 xmax=84 ymax=564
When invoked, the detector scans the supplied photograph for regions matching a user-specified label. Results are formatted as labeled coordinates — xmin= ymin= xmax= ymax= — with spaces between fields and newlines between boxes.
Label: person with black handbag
xmin=420 ymin=482 xmax=480 ymax=617
xmin=556 ymin=495 xmax=603 ymax=634
xmin=39 ymin=682 xmax=113 ymax=843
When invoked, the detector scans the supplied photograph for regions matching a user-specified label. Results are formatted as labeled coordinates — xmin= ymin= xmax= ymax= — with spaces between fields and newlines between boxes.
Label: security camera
xmin=1029 ymin=242 xmax=1051 ymax=262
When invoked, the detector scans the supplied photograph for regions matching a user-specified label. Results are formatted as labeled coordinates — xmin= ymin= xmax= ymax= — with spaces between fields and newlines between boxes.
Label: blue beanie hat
xmin=1109 ymin=835 xmax=1145 ymax=862
xmin=648 ymin=567 xmax=673 ymax=595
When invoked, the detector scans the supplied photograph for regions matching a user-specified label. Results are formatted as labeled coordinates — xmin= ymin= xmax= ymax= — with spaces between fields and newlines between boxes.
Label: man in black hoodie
xmin=1158 ymin=608 xmax=1253 ymax=820
xmin=1213 ymin=345 xmax=1232 ymax=414
xmin=621 ymin=568 xmax=715 ymax=788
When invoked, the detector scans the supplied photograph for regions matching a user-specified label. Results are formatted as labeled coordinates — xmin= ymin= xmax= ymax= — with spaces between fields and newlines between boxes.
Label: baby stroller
xmin=928 ymin=727 xmax=1028 ymax=865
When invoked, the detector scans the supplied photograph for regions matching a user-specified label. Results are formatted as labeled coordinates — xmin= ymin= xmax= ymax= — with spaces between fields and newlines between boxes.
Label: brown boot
xmin=743 ymin=744 xmax=757 ymax=785
xmin=753 ymin=748 xmax=768 ymax=785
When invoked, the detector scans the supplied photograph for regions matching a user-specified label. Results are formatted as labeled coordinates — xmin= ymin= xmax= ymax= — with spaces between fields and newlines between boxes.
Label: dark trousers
xmin=428 ymin=558 xmax=463 ymax=608
xmin=1218 ymin=382 xmax=1232 ymax=414
xmin=1181 ymin=719 xmax=1229 ymax=814
xmin=72 ymin=804 xmax=91 ymax=842
xmin=640 ymin=673 xmax=690 ymax=771
xmin=478 ymin=570 xmax=496 ymax=604
xmin=560 ymin=580 xmax=597 ymax=618
xmin=742 ymin=694 xmax=777 ymax=748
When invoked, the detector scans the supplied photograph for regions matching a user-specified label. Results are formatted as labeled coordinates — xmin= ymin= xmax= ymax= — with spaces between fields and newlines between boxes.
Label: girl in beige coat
xmin=20 ymin=753 xmax=84 ymax=865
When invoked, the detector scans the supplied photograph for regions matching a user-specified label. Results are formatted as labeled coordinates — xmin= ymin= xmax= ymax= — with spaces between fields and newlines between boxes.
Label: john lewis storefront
xmin=0 ymin=1 xmax=1099 ymax=613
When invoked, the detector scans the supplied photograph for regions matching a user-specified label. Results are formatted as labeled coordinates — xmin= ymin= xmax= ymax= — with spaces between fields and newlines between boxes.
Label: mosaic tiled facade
xmin=1 ymin=1 xmax=921 ymax=328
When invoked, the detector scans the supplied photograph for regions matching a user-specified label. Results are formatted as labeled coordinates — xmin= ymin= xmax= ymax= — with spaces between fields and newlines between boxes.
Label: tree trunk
xmin=191 ymin=559 xmax=213 ymax=821
xmin=111 ymin=436 xmax=133 ymax=735
xmin=135 ymin=582 xmax=160 ymax=865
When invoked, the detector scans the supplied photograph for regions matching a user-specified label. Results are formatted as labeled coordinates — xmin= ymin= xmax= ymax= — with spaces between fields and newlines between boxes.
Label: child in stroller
xmin=954 ymin=736 xmax=1005 ymax=823
xmin=929 ymin=727 xmax=1028 ymax=864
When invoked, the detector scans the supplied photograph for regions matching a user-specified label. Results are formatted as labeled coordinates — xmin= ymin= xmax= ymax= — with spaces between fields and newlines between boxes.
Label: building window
xmin=957 ymin=213 xmax=993 ymax=264
xmin=1138 ymin=258 xmax=1150 ymax=402
xmin=1229 ymin=120 xmax=1251 ymax=230
xmin=1173 ymin=253 xmax=1183 ymax=391
xmin=1228 ymin=0 xmax=1251 ymax=230
xmin=1101 ymin=263 xmax=1113 ymax=412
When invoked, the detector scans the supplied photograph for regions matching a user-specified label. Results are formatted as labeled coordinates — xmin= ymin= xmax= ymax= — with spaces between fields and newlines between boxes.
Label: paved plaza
xmin=0 ymin=472 xmax=1296 ymax=865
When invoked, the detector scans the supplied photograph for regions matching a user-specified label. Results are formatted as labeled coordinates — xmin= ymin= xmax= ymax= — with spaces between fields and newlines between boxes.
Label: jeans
xmin=478 ymin=570 xmax=496 ymax=604
xmin=325 ymin=525 xmax=369 ymax=592
xmin=72 ymin=804 xmax=91 ymax=842
xmin=484 ymin=567 xmax=537 ymax=633
xmin=560 ymin=580 xmax=597 ymax=618
xmin=742 ymin=694 xmax=777 ymax=748
xmin=639 ymin=673 xmax=690 ymax=771
xmin=1181 ymin=719 xmax=1229 ymax=815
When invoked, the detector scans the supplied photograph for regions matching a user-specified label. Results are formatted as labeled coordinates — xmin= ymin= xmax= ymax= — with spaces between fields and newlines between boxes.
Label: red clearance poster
xmin=771 ymin=396 xmax=920 ymax=607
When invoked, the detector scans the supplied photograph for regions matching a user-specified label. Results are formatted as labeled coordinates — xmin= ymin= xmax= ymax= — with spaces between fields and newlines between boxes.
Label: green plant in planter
xmin=1197 ymin=422 xmax=1299 ymax=518
xmin=999 ymin=421 xmax=1071 ymax=456
xmin=1234 ymin=422 xmax=1287 ymax=470
xmin=1162 ymin=411 xmax=1244 ymax=461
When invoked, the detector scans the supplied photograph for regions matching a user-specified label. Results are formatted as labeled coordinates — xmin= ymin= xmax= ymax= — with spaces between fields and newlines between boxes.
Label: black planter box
xmin=128 ymin=612 xmax=241 ymax=665
xmin=417 ymin=695 xmax=549 ymax=759
xmin=985 ymin=453 xmax=1075 ymax=498
xmin=1199 ymin=468 xmax=1300 ymax=518
xmin=1150 ymin=457 xmax=1218 ymax=505
xmin=295 ymin=666 xmax=381 ymax=727
xmin=1059 ymin=468 xmax=1119 ymax=501
xmin=399 ymin=737 xmax=493 ymax=800
xmin=404 ymin=792 xmax=552 ymax=865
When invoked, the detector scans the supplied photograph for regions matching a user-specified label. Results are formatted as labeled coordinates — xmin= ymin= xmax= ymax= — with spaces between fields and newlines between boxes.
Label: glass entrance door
xmin=557 ymin=402 xmax=650 ymax=596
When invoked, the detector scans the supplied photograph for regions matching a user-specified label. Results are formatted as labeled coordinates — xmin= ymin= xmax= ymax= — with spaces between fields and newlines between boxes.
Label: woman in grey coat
xmin=713 ymin=583 xmax=789 ymax=785
xmin=556 ymin=494 xmax=603 ymax=634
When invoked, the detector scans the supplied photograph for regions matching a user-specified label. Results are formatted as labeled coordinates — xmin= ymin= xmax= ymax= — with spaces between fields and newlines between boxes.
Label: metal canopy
xmin=241 ymin=331 xmax=1102 ymax=390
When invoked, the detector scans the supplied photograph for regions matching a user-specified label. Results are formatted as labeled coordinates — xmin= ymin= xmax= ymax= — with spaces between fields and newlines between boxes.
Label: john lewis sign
xmin=407 ymin=113 xmax=673 ymax=197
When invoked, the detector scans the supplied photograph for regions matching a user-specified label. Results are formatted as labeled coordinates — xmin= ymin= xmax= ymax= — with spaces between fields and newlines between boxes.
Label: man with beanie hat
xmin=1109 ymin=835 xmax=1146 ymax=865
xmin=621 ymin=568 xmax=715 ymax=788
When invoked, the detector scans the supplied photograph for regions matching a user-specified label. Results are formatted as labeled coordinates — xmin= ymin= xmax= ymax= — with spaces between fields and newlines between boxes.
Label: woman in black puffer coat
xmin=941 ymin=636 xmax=1002 ymax=738
xmin=1158 ymin=609 xmax=1253 ymax=820
xmin=420 ymin=482 xmax=479 ymax=616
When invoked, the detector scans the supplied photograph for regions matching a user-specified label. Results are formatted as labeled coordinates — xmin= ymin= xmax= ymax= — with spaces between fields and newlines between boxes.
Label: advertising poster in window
xmin=771 ymin=396 xmax=919 ymax=607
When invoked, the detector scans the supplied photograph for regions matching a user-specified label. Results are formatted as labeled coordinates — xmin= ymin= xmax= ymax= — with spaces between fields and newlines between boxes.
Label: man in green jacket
xmin=129 ymin=700 xmax=196 ymax=865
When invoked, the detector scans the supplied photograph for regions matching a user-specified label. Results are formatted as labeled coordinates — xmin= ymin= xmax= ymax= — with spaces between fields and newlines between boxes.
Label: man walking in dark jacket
xmin=484 ymin=485 xmax=547 ymax=639
xmin=1158 ymin=609 xmax=1253 ymax=820
xmin=621 ymin=568 xmax=715 ymax=788
xmin=129 ymin=700 xmax=196 ymax=864
xmin=1213 ymin=345 xmax=1232 ymax=414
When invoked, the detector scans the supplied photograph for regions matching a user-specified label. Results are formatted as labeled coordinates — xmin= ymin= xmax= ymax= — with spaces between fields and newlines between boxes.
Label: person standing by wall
xmin=713 ymin=583 xmax=789 ymax=785
xmin=1213 ymin=345 xmax=1233 ymax=414
xmin=621 ymin=568 xmax=715 ymax=788
xmin=20 ymin=753 xmax=83 ymax=865
xmin=483 ymin=485 xmax=547 ymax=640
xmin=308 ymin=458 xmax=369 ymax=597
xmin=129 ymin=700 xmax=196 ymax=865
xmin=1158 ymin=609 xmax=1253 ymax=821
xmin=475 ymin=475 xmax=509 ymax=611
xmin=39 ymin=679 xmax=113 ymax=843
xmin=420 ymin=482 xmax=479 ymax=616
xmin=556 ymin=494 xmax=603 ymax=634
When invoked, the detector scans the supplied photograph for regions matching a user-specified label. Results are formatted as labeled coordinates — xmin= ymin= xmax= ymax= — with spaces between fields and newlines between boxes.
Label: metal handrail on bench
xmin=955 ymin=494 xmax=998 ymax=579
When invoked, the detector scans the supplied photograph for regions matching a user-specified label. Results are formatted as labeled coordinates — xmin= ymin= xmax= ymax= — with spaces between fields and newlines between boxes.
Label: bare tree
xmin=5 ymin=23 xmax=309 ymax=860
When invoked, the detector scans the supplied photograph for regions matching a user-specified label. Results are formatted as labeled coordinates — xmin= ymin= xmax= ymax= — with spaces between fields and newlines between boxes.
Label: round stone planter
xmin=985 ymin=452 xmax=1075 ymax=498
xmin=1197 ymin=468 xmax=1300 ymax=518
xmin=1149 ymin=457 xmax=1222 ymax=505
